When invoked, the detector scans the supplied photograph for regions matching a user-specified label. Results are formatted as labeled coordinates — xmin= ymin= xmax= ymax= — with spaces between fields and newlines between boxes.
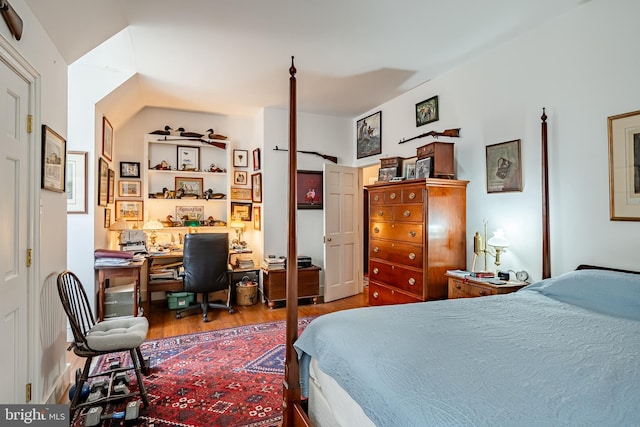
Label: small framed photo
xmin=404 ymin=156 xmax=417 ymax=180
xmin=252 ymin=172 xmax=262 ymax=203
xmin=486 ymin=139 xmax=522 ymax=193
xmin=107 ymin=169 xmax=115 ymax=204
xmin=102 ymin=116 xmax=113 ymax=161
xmin=176 ymin=206 xmax=204 ymax=221
xmin=104 ymin=208 xmax=111 ymax=228
xmin=297 ymin=170 xmax=323 ymax=209
xmin=41 ymin=125 xmax=66 ymax=192
xmin=230 ymin=187 xmax=252 ymax=200
xmin=177 ymin=145 xmax=200 ymax=171
xmin=416 ymin=96 xmax=439 ymax=127
xmin=233 ymin=149 xmax=249 ymax=168
xmin=231 ymin=202 xmax=252 ymax=221
xmin=115 ymin=200 xmax=143 ymax=221
xmin=253 ymin=148 xmax=261 ymax=170
xmin=66 ymin=151 xmax=88 ymax=213
xmin=356 ymin=111 xmax=382 ymax=159
xmin=120 ymin=161 xmax=140 ymax=178
xmin=118 ymin=180 xmax=141 ymax=197
xmin=378 ymin=167 xmax=396 ymax=182
xmin=416 ymin=157 xmax=432 ymax=179
xmin=253 ymin=206 xmax=261 ymax=230
xmin=175 ymin=176 xmax=204 ymax=197
xmin=234 ymin=170 xmax=248 ymax=185
xmin=608 ymin=109 xmax=640 ymax=220
xmin=98 ymin=157 xmax=109 ymax=206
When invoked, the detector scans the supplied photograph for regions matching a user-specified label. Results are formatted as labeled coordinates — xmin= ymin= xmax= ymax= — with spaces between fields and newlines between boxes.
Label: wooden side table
xmin=262 ymin=265 xmax=321 ymax=308
xmin=446 ymin=272 xmax=527 ymax=299
xmin=95 ymin=261 xmax=144 ymax=321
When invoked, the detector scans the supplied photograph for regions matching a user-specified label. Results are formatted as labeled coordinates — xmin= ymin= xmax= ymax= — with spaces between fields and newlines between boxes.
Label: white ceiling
xmin=24 ymin=0 xmax=587 ymax=126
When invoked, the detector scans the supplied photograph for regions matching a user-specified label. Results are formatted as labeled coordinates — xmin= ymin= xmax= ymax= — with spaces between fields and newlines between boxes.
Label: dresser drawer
xmin=369 ymin=188 xmax=402 ymax=205
xmin=370 ymin=222 xmax=423 ymax=244
xmin=369 ymin=239 xmax=423 ymax=269
xmin=369 ymin=260 xmax=423 ymax=297
xmin=368 ymin=281 xmax=422 ymax=306
xmin=448 ymin=278 xmax=497 ymax=299
xmin=370 ymin=205 xmax=393 ymax=220
xmin=392 ymin=204 xmax=423 ymax=222
xmin=401 ymin=186 xmax=423 ymax=204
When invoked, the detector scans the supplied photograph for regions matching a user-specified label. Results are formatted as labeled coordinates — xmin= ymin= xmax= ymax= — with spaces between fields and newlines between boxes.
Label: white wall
xmin=262 ymin=108 xmax=353 ymax=278
xmin=353 ymin=0 xmax=640 ymax=280
xmin=4 ymin=0 xmax=69 ymax=405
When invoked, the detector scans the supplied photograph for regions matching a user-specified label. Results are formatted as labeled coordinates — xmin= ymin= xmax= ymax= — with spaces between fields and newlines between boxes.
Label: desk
xmin=95 ymin=261 xmax=144 ymax=321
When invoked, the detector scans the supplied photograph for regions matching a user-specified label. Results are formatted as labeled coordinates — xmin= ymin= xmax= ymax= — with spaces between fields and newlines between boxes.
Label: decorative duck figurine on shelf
xmin=150 ymin=125 xmax=172 ymax=135
xmin=177 ymin=127 xmax=204 ymax=138
xmin=206 ymin=128 xmax=228 ymax=140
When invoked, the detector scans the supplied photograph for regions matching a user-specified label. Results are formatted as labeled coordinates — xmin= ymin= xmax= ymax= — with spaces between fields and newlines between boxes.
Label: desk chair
xmin=176 ymin=233 xmax=235 ymax=322
xmin=56 ymin=270 xmax=149 ymax=419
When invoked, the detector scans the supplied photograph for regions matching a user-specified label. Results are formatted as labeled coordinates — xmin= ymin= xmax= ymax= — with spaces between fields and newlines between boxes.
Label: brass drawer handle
xmin=373 ymin=246 xmax=379 ymax=253
xmin=403 ymin=210 xmax=411 ymax=217
xmin=378 ymin=210 xmax=384 ymax=216
xmin=455 ymin=284 xmax=462 ymax=289
xmin=480 ymin=290 xmax=487 ymax=296
xmin=373 ymin=291 xmax=379 ymax=299
xmin=374 ymin=227 xmax=380 ymax=234
xmin=408 ymin=252 xmax=416 ymax=260
xmin=373 ymin=195 xmax=380 ymax=202
xmin=408 ymin=192 xmax=416 ymax=200
xmin=408 ymin=278 xmax=416 ymax=286
xmin=373 ymin=268 xmax=379 ymax=274
xmin=409 ymin=230 xmax=416 ymax=238
xmin=390 ymin=192 xmax=397 ymax=200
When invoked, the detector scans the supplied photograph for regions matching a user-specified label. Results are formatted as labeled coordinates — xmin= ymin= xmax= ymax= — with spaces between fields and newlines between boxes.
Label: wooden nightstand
xmin=446 ymin=272 xmax=527 ymax=299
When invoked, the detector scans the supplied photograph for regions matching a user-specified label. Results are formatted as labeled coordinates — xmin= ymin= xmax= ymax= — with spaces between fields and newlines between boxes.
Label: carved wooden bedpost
xmin=283 ymin=56 xmax=312 ymax=427
xmin=541 ymin=108 xmax=551 ymax=279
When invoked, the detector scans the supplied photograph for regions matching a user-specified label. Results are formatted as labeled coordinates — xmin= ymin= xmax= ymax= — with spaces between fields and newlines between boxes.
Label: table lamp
xmin=143 ymin=219 xmax=163 ymax=246
xmin=230 ymin=218 xmax=245 ymax=247
xmin=487 ymin=229 xmax=509 ymax=268
xmin=109 ymin=218 xmax=128 ymax=244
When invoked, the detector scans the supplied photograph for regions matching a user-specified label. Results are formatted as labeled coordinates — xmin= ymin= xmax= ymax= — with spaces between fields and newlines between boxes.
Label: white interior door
xmin=0 ymin=57 xmax=30 ymax=403
xmin=323 ymin=163 xmax=360 ymax=302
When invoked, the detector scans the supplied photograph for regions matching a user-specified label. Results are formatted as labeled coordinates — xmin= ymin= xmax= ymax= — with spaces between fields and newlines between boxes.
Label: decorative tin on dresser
xmin=367 ymin=179 xmax=468 ymax=306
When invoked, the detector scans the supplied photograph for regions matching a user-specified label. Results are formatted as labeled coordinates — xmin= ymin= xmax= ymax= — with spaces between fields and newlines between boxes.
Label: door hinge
xmin=27 ymin=115 xmax=33 ymax=133
xmin=26 ymin=249 xmax=32 ymax=267
xmin=26 ymin=383 xmax=31 ymax=402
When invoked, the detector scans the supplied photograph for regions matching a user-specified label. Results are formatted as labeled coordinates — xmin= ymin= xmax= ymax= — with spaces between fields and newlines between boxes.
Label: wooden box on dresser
xmin=367 ymin=179 xmax=468 ymax=306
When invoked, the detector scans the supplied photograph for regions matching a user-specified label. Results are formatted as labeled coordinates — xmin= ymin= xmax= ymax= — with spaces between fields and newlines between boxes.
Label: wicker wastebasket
xmin=236 ymin=276 xmax=258 ymax=306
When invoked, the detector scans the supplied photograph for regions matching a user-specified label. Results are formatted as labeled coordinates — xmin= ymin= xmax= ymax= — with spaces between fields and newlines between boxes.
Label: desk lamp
xmin=109 ymin=218 xmax=128 ymax=245
xmin=143 ymin=219 xmax=163 ymax=246
xmin=487 ymin=229 xmax=509 ymax=268
xmin=230 ymin=218 xmax=245 ymax=247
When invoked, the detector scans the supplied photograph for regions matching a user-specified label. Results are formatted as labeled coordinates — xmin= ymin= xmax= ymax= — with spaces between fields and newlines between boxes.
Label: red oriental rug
xmin=71 ymin=318 xmax=315 ymax=427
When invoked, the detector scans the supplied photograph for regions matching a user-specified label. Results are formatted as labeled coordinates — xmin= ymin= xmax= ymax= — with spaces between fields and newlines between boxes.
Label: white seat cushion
xmin=86 ymin=317 xmax=149 ymax=351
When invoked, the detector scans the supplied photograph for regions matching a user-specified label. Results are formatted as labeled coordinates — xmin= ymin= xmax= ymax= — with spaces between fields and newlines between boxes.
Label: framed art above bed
xmin=608 ymin=109 xmax=640 ymax=221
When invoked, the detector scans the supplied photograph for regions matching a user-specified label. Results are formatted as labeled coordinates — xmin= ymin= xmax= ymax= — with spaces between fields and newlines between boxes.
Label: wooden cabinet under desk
xmin=446 ymin=273 xmax=527 ymax=299
xmin=261 ymin=266 xmax=321 ymax=308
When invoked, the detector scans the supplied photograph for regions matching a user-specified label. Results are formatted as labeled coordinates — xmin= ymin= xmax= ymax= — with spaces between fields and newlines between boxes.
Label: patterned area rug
xmin=71 ymin=318 xmax=314 ymax=427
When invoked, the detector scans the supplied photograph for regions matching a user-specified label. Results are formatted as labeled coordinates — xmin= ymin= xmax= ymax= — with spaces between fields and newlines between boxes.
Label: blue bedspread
xmin=294 ymin=270 xmax=640 ymax=426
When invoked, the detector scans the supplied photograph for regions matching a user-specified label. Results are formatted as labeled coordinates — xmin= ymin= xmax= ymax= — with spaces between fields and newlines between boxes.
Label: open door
xmin=323 ymin=163 xmax=360 ymax=302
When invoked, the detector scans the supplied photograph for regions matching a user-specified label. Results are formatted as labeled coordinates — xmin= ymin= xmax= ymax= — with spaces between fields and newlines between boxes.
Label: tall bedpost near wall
xmin=541 ymin=108 xmax=551 ymax=279
xmin=283 ymin=56 xmax=310 ymax=426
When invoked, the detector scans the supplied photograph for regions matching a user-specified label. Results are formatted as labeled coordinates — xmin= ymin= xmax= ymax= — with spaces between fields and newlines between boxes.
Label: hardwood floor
xmin=62 ymin=289 xmax=368 ymax=403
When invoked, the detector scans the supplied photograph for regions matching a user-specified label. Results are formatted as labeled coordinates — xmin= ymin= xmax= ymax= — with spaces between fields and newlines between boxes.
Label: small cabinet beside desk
xmin=95 ymin=261 xmax=144 ymax=321
xmin=146 ymin=252 xmax=184 ymax=314
xmin=262 ymin=265 xmax=321 ymax=308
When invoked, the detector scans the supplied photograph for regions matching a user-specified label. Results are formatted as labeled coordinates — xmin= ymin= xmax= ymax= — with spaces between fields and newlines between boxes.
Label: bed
xmin=294 ymin=267 xmax=640 ymax=426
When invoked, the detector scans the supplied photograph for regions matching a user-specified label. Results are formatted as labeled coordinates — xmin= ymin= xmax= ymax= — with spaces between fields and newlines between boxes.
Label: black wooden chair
xmin=56 ymin=270 xmax=149 ymax=419
xmin=176 ymin=233 xmax=235 ymax=322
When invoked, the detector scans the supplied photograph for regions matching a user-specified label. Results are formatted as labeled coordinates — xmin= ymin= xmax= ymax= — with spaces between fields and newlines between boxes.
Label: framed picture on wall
xmin=98 ymin=157 xmax=109 ymax=206
xmin=253 ymin=206 xmax=261 ymax=230
xmin=485 ymin=139 xmax=523 ymax=193
xmin=107 ymin=168 xmax=115 ymax=204
xmin=102 ymin=116 xmax=113 ymax=161
xmin=120 ymin=162 xmax=140 ymax=178
xmin=118 ymin=180 xmax=141 ymax=197
xmin=115 ymin=200 xmax=143 ymax=221
xmin=231 ymin=202 xmax=252 ymax=221
xmin=252 ymin=173 xmax=262 ymax=203
xmin=233 ymin=149 xmax=249 ymax=167
xmin=41 ymin=125 xmax=66 ymax=193
xmin=296 ymin=170 xmax=323 ymax=209
xmin=356 ymin=111 xmax=382 ymax=159
xmin=415 ymin=96 xmax=439 ymax=127
xmin=66 ymin=151 xmax=87 ymax=213
xmin=608 ymin=109 xmax=640 ymax=220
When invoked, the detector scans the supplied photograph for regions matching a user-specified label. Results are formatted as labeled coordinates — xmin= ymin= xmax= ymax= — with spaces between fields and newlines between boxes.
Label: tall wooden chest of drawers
xmin=367 ymin=179 xmax=468 ymax=306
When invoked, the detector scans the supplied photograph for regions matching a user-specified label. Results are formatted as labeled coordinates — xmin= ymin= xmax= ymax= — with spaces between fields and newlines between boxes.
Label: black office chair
xmin=176 ymin=233 xmax=235 ymax=322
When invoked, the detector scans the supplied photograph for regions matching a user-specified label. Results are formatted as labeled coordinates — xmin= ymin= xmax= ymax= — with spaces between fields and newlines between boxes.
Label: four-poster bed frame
xmin=281 ymin=57 xmax=553 ymax=425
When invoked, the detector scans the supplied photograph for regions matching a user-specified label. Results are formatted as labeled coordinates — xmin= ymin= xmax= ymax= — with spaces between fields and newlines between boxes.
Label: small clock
xmin=516 ymin=270 xmax=529 ymax=282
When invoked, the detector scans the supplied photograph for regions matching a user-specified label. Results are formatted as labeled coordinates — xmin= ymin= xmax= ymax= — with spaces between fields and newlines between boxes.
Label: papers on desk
xmin=95 ymin=249 xmax=133 ymax=267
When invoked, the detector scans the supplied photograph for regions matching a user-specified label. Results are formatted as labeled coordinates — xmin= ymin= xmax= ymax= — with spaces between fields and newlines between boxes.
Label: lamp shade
xmin=230 ymin=219 xmax=245 ymax=230
xmin=487 ymin=229 xmax=509 ymax=249
xmin=143 ymin=219 xmax=163 ymax=231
